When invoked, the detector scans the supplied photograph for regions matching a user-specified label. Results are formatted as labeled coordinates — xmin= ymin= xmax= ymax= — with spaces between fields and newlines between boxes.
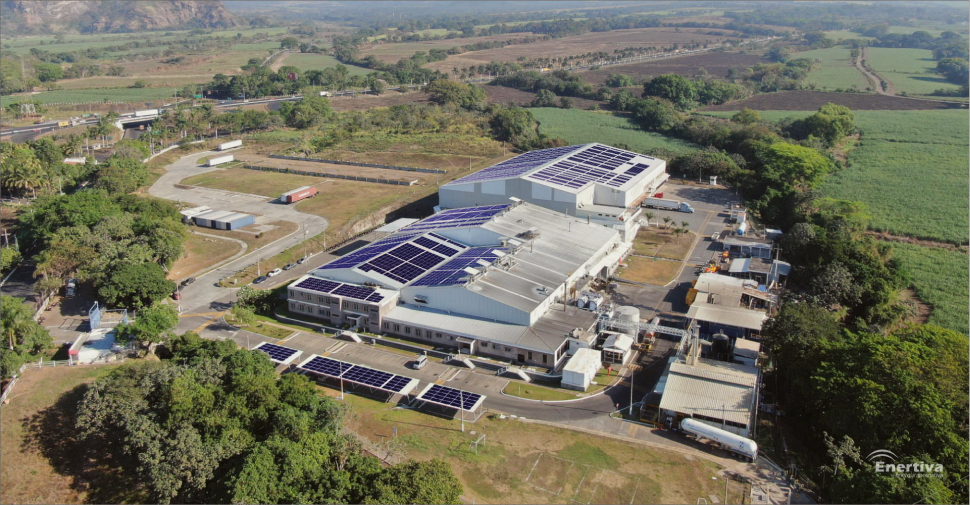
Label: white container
xmin=218 ymin=139 xmax=242 ymax=151
xmin=681 ymin=418 xmax=758 ymax=460
xmin=134 ymin=109 xmax=159 ymax=117
xmin=208 ymin=155 xmax=234 ymax=167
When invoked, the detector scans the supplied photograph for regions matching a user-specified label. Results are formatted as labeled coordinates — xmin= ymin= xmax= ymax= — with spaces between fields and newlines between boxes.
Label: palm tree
xmin=1 ymin=298 xmax=34 ymax=350
xmin=644 ymin=211 xmax=656 ymax=227
xmin=61 ymin=134 xmax=83 ymax=157
xmin=681 ymin=221 xmax=690 ymax=230
xmin=662 ymin=216 xmax=672 ymax=229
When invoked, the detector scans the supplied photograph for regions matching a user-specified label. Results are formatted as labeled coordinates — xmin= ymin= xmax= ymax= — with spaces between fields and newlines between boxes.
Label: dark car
xmin=297 ymin=257 xmax=307 ymax=265
xmin=181 ymin=277 xmax=196 ymax=286
xmin=172 ymin=291 xmax=182 ymax=300
xmin=283 ymin=263 xmax=297 ymax=271
xmin=253 ymin=276 xmax=268 ymax=284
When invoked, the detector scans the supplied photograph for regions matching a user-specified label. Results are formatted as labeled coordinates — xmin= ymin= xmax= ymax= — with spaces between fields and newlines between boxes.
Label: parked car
xmin=181 ymin=277 xmax=196 ymax=286
xmin=253 ymin=276 xmax=268 ymax=284
xmin=710 ymin=232 xmax=721 ymax=241
xmin=282 ymin=263 xmax=297 ymax=271
xmin=267 ymin=268 xmax=282 ymax=277
xmin=172 ymin=291 xmax=182 ymax=300
xmin=412 ymin=353 xmax=428 ymax=370
xmin=65 ymin=278 xmax=78 ymax=298
xmin=297 ymin=257 xmax=307 ymax=265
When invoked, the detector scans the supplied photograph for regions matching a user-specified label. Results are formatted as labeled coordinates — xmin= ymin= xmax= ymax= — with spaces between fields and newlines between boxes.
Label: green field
xmin=890 ymin=243 xmax=969 ymax=335
xmin=798 ymin=46 xmax=871 ymax=91
xmin=531 ymin=108 xmax=699 ymax=154
xmin=278 ymin=53 xmax=373 ymax=76
xmin=866 ymin=47 xmax=961 ymax=96
xmin=0 ymin=86 xmax=182 ymax=106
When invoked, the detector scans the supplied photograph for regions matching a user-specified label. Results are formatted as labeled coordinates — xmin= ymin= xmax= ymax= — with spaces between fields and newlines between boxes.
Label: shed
xmin=562 ymin=348 xmax=602 ymax=391
xmin=601 ymin=332 xmax=634 ymax=365
xmin=192 ymin=210 xmax=255 ymax=230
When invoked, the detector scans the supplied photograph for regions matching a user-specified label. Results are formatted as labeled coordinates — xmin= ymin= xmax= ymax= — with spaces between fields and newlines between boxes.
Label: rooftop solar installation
xmin=526 ymin=145 xmax=655 ymax=190
xmin=410 ymin=247 xmax=505 ymax=287
xmin=294 ymin=277 xmax=341 ymax=294
xmin=417 ymin=383 xmax=485 ymax=412
xmin=403 ymin=205 xmax=510 ymax=233
xmin=445 ymin=145 xmax=584 ymax=185
xmin=293 ymin=277 xmax=385 ymax=303
xmin=253 ymin=342 xmax=302 ymax=365
xmin=297 ymin=355 xmax=418 ymax=394
xmin=316 ymin=231 xmax=423 ymax=270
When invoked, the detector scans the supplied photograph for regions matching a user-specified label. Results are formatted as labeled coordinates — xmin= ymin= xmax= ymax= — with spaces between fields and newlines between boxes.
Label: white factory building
xmin=287 ymin=200 xmax=630 ymax=369
xmin=439 ymin=143 xmax=668 ymax=240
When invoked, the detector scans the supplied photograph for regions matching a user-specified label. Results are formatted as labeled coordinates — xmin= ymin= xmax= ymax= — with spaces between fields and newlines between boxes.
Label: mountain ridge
xmin=0 ymin=0 xmax=237 ymax=35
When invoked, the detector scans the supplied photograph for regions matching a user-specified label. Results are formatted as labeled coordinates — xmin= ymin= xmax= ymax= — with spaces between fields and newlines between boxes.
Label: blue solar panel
xmin=420 ymin=384 xmax=482 ymax=410
xmin=389 ymin=243 xmax=423 ymax=260
xmin=527 ymin=145 xmax=649 ymax=190
xmin=433 ymin=244 xmax=459 ymax=257
xmin=412 ymin=251 xmax=445 ymax=268
xmin=445 ymin=145 xmax=585 ymax=185
xmin=414 ymin=236 xmax=439 ymax=249
xmin=410 ymin=247 xmax=504 ymax=287
xmin=295 ymin=278 xmax=340 ymax=294
xmin=342 ymin=366 xmax=394 ymax=389
xmin=334 ymin=284 xmax=383 ymax=302
xmin=383 ymin=375 xmax=413 ymax=393
xmin=300 ymin=356 xmax=352 ymax=378
xmin=430 ymin=234 xmax=466 ymax=248
xmin=316 ymin=232 xmax=422 ymax=270
xmin=403 ymin=205 xmax=509 ymax=233
xmin=255 ymin=343 xmax=299 ymax=363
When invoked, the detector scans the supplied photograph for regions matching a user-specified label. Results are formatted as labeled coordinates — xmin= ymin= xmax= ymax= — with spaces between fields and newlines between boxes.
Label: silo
xmin=712 ymin=332 xmax=731 ymax=359
xmin=615 ymin=306 xmax=640 ymax=324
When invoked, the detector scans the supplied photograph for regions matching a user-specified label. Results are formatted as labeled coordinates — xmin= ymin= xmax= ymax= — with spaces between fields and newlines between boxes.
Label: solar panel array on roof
xmin=410 ymin=247 xmax=504 ymax=286
xmin=446 ymin=144 xmax=584 ymax=185
xmin=298 ymin=356 xmax=415 ymax=394
xmin=293 ymin=277 xmax=384 ymax=303
xmin=358 ymin=233 xmax=465 ymax=284
xmin=403 ymin=205 xmax=510 ymax=232
xmin=316 ymin=232 xmax=423 ymax=270
xmin=254 ymin=342 xmax=300 ymax=363
xmin=527 ymin=145 xmax=651 ymax=189
xmin=418 ymin=384 xmax=483 ymax=411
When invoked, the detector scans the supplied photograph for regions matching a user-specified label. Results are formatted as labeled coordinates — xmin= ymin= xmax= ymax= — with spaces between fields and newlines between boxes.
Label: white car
xmin=267 ymin=268 xmax=282 ymax=277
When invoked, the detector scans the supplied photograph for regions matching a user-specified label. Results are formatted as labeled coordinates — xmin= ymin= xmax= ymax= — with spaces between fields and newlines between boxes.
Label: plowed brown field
xmin=699 ymin=90 xmax=963 ymax=111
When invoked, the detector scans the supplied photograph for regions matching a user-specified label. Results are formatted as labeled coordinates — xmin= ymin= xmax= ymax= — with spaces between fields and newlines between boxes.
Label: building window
xmin=394 ymin=324 xmax=400 ymax=332
xmin=289 ymin=302 xmax=296 ymax=310
xmin=436 ymin=332 xmax=442 ymax=338
xmin=383 ymin=322 xmax=389 ymax=330
xmin=543 ymin=354 xmax=548 ymax=364
xmin=414 ymin=329 xmax=421 ymax=337
xmin=448 ymin=335 xmax=454 ymax=340
xmin=405 ymin=327 xmax=411 ymax=334
xmin=318 ymin=295 xmax=325 ymax=303
xmin=289 ymin=290 xmax=295 ymax=298
xmin=504 ymin=346 xmax=512 ymax=352
xmin=528 ymin=351 xmax=533 ymax=361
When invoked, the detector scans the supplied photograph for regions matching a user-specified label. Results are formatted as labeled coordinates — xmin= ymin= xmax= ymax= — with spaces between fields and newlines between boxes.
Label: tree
xmin=731 ymin=108 xmax=761 ymax=125
xmin=630 ymin=98 xmax=682 ymax=131
xmin=369 ymin=79 xmax=386 ymax=95
xmin=425 ymin=80 xmax=486 ymax=110
xmin=605 ymin=73 xmax=634 ymax=87
xmin=0 ymin=296 xmax=53 ymax=377
xmin=558 ymin=96 xmax=573 ymax=109
xmin=34 ymin=62 xmax=63 ymax=82
xmin=662 ymin=216 xmax=672 ymax=229
xmin=230 ymin=304 xmax=256 ymax=327
xmin=758 ymin=143 xmax=834 ymax=190
xmin=1 ymin=247 xmax=21 ymax=274
xmin=531 ymin=89 xmax=557 ymax=107
xmin=811 ymin=262 xmax=861 ymax=308
xmin=367 ymin=459 xmax=463 ymax=504
xmin=642 ymin=74 xmax=696 ymax=110
xmin=131 ymin=79 xmax=148 ymax=88
xmin=643 ymin=211 xmax=656 ymax=227
xmin=283 ymin=94 xmax=333 ymax=129
xmin=609 ymin=89 xmax=636 ymax=111
xmin=280 ymin=37 xmax=300 ymax=49
xmin=121 ymin=303 xmax=179 ymax=354
xmin=98 ymin=262 xmax=175 ymax=309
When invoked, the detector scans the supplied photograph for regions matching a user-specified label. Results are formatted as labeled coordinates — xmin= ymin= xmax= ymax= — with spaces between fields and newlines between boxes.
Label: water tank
xmin=587 ymin=299 xmax=599 ymax=311
xmin=577 ymin=296 xmax=589 ymax=309
xmin=712 ymin=332 xmax=731 ymax=358
xmin=615 ymin=306 xmax=640 ymax=324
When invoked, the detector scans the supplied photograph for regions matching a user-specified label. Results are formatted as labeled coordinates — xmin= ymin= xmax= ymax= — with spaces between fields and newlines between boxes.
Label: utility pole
xmin=303 ymin=224 xmax=308 ymax=260
xmin=256 ymin=247 xmax=261 ymax=276
xmin=459 ymin=385 xmax=465 ymax=432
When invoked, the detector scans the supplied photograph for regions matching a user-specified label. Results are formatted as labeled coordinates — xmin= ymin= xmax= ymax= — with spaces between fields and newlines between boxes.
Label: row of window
xmin=380 ymin=322 xmax=548 ymax=363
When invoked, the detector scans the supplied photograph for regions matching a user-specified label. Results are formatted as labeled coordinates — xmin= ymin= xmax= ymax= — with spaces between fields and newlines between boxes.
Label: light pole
xmin=339 ymin=360 xmax=345 ymax=400
xmin=629 ymin=366 xmax=635 ymax=416
xmin=712 ymin=476 xmax=728 ymax=504
xmin=256 ymin=246 xmax=261 ymax=276
xmin=459 ymin=385 xmax=465 ymax=432
xmin=303 ymin=224 xmax=308 ymax=260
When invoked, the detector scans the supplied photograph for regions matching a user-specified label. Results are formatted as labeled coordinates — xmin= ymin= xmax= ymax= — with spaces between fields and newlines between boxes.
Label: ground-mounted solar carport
xmin=296 ymin=354 xmax=419 ymax=402
xmin=253 ymin=342 xmax=303 ymax=367
xmin=413 ymin=383 xmax=487 ymax=424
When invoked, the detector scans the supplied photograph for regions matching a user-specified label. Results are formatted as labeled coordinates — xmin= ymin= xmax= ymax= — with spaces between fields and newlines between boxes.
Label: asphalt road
xmin=149 ymin=150 xmax=330 ymax=314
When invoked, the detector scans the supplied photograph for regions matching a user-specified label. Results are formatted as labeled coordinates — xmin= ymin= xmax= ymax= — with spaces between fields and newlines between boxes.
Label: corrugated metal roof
xmin=564 ymin=348 xmax=601 ymax=373
xmin=687 ymin=301 xmax=768 ymax=331
xmin=659 ymin=357 xmax=759 ymax=425
xmin=733 ymin=338 xmax=761 ymax=358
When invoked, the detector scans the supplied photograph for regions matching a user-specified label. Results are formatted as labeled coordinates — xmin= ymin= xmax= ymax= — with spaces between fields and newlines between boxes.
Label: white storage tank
xmin=681 ymin=418 xmax=758 ymax=461
xmin=576 ymin=295 xmax=589 ymax=309
xmin=208 ymin=155 xmax=234 ymax=167
xmin=614 ymin=306 xmax=640 ymax=328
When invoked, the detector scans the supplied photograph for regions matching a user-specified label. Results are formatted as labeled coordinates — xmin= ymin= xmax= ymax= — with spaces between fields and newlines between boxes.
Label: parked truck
xmin=641 ymin=197 xmax=694 ymax=213
xmin=57 ymin=120 xmax=70 ymax=127
xmin=208 ymin=155 xmax=234 ymax=167
xmin=319 ymin=91 xmax=332 ymax=97
xmin=134 ymin=109 xmax=159 ymax=117
xmin=280 ymin=186 xmax=318 ymax=203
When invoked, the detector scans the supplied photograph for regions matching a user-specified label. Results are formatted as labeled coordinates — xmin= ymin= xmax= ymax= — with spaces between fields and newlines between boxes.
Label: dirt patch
xmin=360 ymin=33 xmax=539 ymax=63
xmin=699 ymin=90 xmax=962 ymax=111
xmin=168 ymin=232 xmax=243 ymax=281
xmin=199 ymin=220 xmax=299 ymax=250
xmin=867 ymin=231 xmax=969 ymax=251
xmin=581 ymin=51 xmax=770 ymax=84
xmin=898 ymin=288 xmax=932 ymax=325
xmin=239 ymin=152 xmax=436 ymax=185
xmin=423 ymin=27 xmax=734 ymax=73
xmin=331 ymin=91 xmax=432 ymax=112
xmin=620 ymin=256 xmax=682 ymax=285
xmin=483 ymin=85 xmax=606 ymax=109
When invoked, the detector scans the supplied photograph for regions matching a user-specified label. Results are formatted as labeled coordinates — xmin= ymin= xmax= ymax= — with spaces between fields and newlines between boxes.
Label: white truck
xmin=318 ymin=91 xmax=332 ymax=97
xmin=217 ymin=139 xmax=242 ymax=151
xmin=681 ymin=418 xmax=758 ymax=461
xmin=642 ymin=197 xmax=694 ymax=213
xmin=134 ymin=109 xmax=159 ymax=117
xmin=208 ymin=155 xmax=234 ymax=167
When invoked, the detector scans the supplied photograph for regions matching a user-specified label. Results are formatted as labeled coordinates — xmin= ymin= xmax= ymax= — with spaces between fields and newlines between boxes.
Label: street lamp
xmin=459 ymin=385 xmax=465 ymax=433
xmin=303 ymin=223 xmax=308 ymax=260
xmin=339 ymin=360 xmax=345 ymax=400
xmin=712 ymin=476 xmax=728 ymax=504
xmin=256 ymin=246 xmax=261 ymax=276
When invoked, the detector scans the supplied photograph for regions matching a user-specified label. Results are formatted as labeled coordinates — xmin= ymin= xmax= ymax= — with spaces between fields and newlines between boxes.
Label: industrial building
xmin=561 ymin=348 xmax=602 ymax=391
xmin=287 ymin=200 xmax=630 ymax=368
xmin=439 ymin=144 xmax=668 ymax=240
xmin=655 ymin=333 xmax=761 ymax=438
xmin=687 ymin=273 xmax=776 ymax=338
xmin=180 ymin=206 xmax=256 ymax=230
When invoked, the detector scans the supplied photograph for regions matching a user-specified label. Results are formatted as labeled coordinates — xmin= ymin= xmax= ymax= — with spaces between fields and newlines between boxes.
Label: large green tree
xmin=642 ymin=74 xmax=696 ymax=110
xmin=98 ymin=262 xmax=175 ymax=308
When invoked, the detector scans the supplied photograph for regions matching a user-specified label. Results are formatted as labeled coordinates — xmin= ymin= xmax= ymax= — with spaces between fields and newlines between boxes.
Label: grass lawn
xmin=167 ymin=231 xmax=242 ymax=281
xmin=620 ymin=256 xmax=682 ymax=285
xmin=228 ymin=316 xmax=294 ymax=340
xmin=531 ymin=108 xmax=699 ymax=154
xmin=797 ymin=45 xmax=871 ymax=91
xmin=181 ymin=167 xmax=326 ymax=197
xmin=0 ymin=86 xmax=184 ymax=107
xmin=890 ymin=243 xmax=969 ymax=335
xmin=278 ymin=52 xmax=373 ymax=76
xmin=866 ymin=47 xmax=962 ymax=96
xmin=330 ymin=391 xmax=743 ymax=504
xmin=502 ymin=382 xmax=581 ymax=401
xmin=634 ymin=227 xmax=696 ymax=260
xmin=0 ymin=364 xmax=149 ymax=504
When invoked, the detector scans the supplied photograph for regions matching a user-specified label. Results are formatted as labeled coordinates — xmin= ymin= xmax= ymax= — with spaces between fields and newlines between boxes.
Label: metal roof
xmin=732 ymin=338 xmax=761 ymax=359
xmin=659 ymin=358 xmax=759 ymax=426
xmin=375 ymin=218 xmax=419 ymax=233
xmin=563 ymin=348 xmax=601 ymax=374
xmin=686 ymin=302 xmax=768 ymax=331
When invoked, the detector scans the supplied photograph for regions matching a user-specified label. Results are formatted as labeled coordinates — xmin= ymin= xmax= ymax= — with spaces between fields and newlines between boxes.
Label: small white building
xmin=561 ymin=348 xmax=602 ymax=391
xmin=732 ymin=338 xmax=761 ymax=367
xmin=601 ymin=331 xmax=635 ymax=365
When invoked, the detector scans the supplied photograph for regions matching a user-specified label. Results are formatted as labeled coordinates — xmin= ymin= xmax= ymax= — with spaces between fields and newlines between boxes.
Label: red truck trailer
xmin=280 ymin=186 xmax=318 ymax=203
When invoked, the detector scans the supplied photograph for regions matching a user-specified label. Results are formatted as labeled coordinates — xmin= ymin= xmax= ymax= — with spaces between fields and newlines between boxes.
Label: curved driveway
xmin=149 ymin=150 xmax=329 ymax=314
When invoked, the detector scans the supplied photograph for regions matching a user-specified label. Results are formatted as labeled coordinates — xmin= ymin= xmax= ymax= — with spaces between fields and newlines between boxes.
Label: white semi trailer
xmin=208 ymin=155 xmax=234 ymax=167
xmin=642 ymin=197 xmax=694 ymax=213
xmin=217 ymin=139 xmax=242 ymax=151
xmin=134 ymin=109 xmax=159 ymax=117
xmin=680 ymin=418 xmax=758 ymax=461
